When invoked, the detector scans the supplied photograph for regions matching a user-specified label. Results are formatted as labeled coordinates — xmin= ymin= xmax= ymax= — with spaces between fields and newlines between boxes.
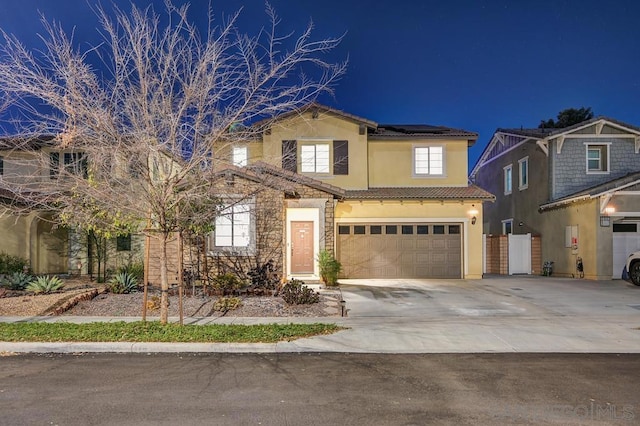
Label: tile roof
xmin=248 ymin=162 xmax=346 ymax=197
xmin=345 ymin=185 xmax=495 ymax=201
xmin=539 ymin=171 xmax=640 ymax=211
xmin=0 ymin=135 xmax=56 ymax=151
xmin=254 ymin=102 xmax=378 ymax=129
xmin=212 ymin=162 xmax=346 ymax=198
xmin=369 ymin=124 xmax=478 ymax=144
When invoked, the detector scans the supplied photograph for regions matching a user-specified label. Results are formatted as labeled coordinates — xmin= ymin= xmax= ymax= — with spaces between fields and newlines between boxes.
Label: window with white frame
xmin=232 ymin=146 xmax=248 ymax=167
xmin=586 ymin=144 xmax=609 ymax=173
xmin=504 ymin=164 xmax=512 ymax=194
xmin=502 ymin=219 xmax=513 ymax=235
xmin=212 ymin=202 xmax=252 ymax=249
xmin=414 ymin=146 xmax=444 ymax=176
xmin=518 ymin=157 xmax=528 ymax=190
xmin=300 ymin=144 xmax=330 ymax=173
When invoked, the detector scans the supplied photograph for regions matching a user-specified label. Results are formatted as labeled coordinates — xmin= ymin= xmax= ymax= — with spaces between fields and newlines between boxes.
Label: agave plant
xmin=108 ymin=272 xmax=138 ymax=294
xmin=26 ymin=275 xmax=65 ymax=294
xmin=1 ymin=272 xmax=32 ymax=291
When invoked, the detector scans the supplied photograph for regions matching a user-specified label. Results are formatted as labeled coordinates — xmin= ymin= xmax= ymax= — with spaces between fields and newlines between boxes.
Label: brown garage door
xmin=336 ymin=223 xmax=462 ymax=278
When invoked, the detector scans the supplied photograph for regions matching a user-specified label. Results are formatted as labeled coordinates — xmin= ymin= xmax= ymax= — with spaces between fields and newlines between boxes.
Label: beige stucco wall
xmin=212 ymin=140 xmax=264 ymax=167
xmin=540 ymin=199 xmax=610 ymax=279
xmin=368 ymin=139 xmax=469 ymax=187
xmin=335 ymin=200 xmax=484 ymax=279
xmin=0 ymin=212 xmax=31 ymax=260
xmin=263 ymin=112 xmax=369 ymax=190
xmin=0 ymin=211 xmax=69 ymax=274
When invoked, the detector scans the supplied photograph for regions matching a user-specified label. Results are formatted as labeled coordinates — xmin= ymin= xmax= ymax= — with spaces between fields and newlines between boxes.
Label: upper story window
xmin=518 ymin=157 xmax=528 ymax=190
xmin=50 ymin=151 xmax=88 ymax=179
xmin=413 ymin=146 xmax=444 ymax=176
xmin=300 ymin=144 xmax=330 ymax=173
xmin=232 ymin=146 xmax=248 ymax=167
xmin=282 ymin=140 xmax=348 ymax=176
xmin=586 ymin=144 xmax=609 ymax=173
xmin=503 ymin=164 xmax=512 ymax=195
xmin=212 ymin=202 xmax=253 ymax=250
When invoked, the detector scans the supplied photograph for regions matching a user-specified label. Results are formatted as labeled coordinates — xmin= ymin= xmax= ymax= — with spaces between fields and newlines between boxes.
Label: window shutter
xmin=333 ymin=140 xmax=348 ymax=175
xmin=282 ymin=140 xmax=297 ymax=172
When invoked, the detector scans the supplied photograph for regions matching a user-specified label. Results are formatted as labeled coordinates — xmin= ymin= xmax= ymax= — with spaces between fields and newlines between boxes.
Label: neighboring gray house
xmin=470 ymin=117 xmax=640 ymax=280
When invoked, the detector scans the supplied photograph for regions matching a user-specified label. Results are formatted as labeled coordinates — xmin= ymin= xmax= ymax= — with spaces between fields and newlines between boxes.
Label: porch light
xmin=600 ymin=206 xmax=615 ymax=227
xmin=468 ymin=205 xmax=479 ymax=225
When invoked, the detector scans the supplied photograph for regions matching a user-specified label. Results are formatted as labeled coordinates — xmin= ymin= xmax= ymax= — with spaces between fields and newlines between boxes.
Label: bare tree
xmin=0 ymin=2 xmax=345 ymax=323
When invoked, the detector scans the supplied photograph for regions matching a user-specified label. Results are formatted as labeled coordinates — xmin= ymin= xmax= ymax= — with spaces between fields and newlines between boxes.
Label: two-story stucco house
xmin=0 ymin=136 xmax=143 ymax=276
xmin=204 ymin=103 xmax=493 ymax=281
xmin=470 ymin=116 xmax=640 ymax=280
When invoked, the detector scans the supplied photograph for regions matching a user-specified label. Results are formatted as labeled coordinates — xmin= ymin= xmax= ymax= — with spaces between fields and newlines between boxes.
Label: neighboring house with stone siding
xmin=182 ymin=103 xmax=493 ymax=283
xmin=470 ymin=116 xmax=640 ymax=280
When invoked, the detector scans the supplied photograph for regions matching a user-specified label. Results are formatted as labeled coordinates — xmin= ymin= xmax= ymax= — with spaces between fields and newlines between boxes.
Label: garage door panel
xmin=338 ymin=223 xmax=462 ymax=279
xmin=416 ymin=240 xmax=431 ymax=250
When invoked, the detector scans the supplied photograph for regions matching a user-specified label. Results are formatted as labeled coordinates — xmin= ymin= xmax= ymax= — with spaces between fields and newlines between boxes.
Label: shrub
xmin=247 ymin=260 xmax=280 ymax=290
xmin=317 ymin=250 xmax=342 ymax=286
xmin=26 ymin=276 xmax=65 ymax=294
xmin=1 ymin=272 xmax=32 ymax=291
xmin=108 ymin=272 xmax=139 ymax=294
xmin=212 ymin=273 xmax=245 ymax=295
xmin=0 ymin=252 xmax=29 ymax=275
xmin=147 ymin=295 xmax=162 ymax=311
xmin=281 ymin=279 xmax=319 ymax=305
xmin=213 ymin=297 xmax=242 ymax=312
xmin=118 ymin=262 xmax=144 ymax=281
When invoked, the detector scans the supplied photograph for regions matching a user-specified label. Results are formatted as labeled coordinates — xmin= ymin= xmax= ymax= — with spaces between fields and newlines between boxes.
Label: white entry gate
xmin=508 ymin=233 xmax=532 ymax=275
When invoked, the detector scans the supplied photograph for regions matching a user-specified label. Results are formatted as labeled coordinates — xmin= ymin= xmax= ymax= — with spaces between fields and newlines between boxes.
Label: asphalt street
xmin=0 ymin=353 xmax=638 ymax=425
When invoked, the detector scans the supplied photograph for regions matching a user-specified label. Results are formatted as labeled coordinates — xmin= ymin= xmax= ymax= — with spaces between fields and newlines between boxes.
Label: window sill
xmin=300 ymin=172 xmax=334 ymax=179
xmin=412 ymin=173 xmax=446 ymax=178
xmin=586 ymin=170 xmax=610 ymax=175
xmin=207 ymin=249 xmax=255 ymax=257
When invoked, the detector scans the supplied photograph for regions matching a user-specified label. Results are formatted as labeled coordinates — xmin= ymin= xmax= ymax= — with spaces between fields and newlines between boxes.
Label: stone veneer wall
xmin=146 ymin=174 xmax=337 ymax=286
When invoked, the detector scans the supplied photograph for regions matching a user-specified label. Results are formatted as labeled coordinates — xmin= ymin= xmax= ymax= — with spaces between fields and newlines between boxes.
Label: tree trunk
xmin=142 ymin=230 xmax=150 ymax=322
xmin=177 ymin=231 xmax=184 ymax=326
xmin=159 ymin=232 xmax=169 ymax=324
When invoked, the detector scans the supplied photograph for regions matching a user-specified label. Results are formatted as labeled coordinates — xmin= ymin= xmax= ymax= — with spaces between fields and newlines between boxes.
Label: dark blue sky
xmin=2 ymin=0 xmax=639 ymax=169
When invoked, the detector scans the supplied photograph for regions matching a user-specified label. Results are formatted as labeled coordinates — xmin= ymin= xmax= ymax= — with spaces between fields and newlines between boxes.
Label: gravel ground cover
xmin=0 ymin=278 xmax=341 ymax=317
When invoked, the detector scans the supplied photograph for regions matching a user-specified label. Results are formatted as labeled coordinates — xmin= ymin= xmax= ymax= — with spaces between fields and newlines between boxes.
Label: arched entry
xmin=29 ymin=215 xmax=68 ymax=274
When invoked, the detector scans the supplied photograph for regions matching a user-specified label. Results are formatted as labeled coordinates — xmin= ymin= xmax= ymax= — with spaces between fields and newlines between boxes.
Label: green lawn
xmin=0 ymin=321 xmax=343 ymax=343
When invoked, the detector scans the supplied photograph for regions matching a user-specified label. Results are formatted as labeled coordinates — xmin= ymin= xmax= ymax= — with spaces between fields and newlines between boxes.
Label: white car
xmin=624 ymin=251 xmax=640 ymax=286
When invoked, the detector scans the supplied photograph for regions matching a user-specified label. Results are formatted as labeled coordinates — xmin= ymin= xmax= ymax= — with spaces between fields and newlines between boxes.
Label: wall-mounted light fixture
xmin=468 ymin=205 xmax=479 ymax=226
xmin=600 ymin=206 xmax=615 ymax=227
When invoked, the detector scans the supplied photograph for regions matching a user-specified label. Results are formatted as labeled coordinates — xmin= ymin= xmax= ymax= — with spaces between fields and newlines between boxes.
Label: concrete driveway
xmin=338 ymin=276 xmax=640 ymax=319
xmin=279 ymin=275 xmax=640 ymax=353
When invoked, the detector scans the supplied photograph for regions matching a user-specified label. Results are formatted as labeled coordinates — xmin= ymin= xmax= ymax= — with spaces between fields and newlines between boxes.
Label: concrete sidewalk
xmin=2 ymin=276 xmax=639 ymax=354
xmin=1 ymin=313 xmax=639 ymax=354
